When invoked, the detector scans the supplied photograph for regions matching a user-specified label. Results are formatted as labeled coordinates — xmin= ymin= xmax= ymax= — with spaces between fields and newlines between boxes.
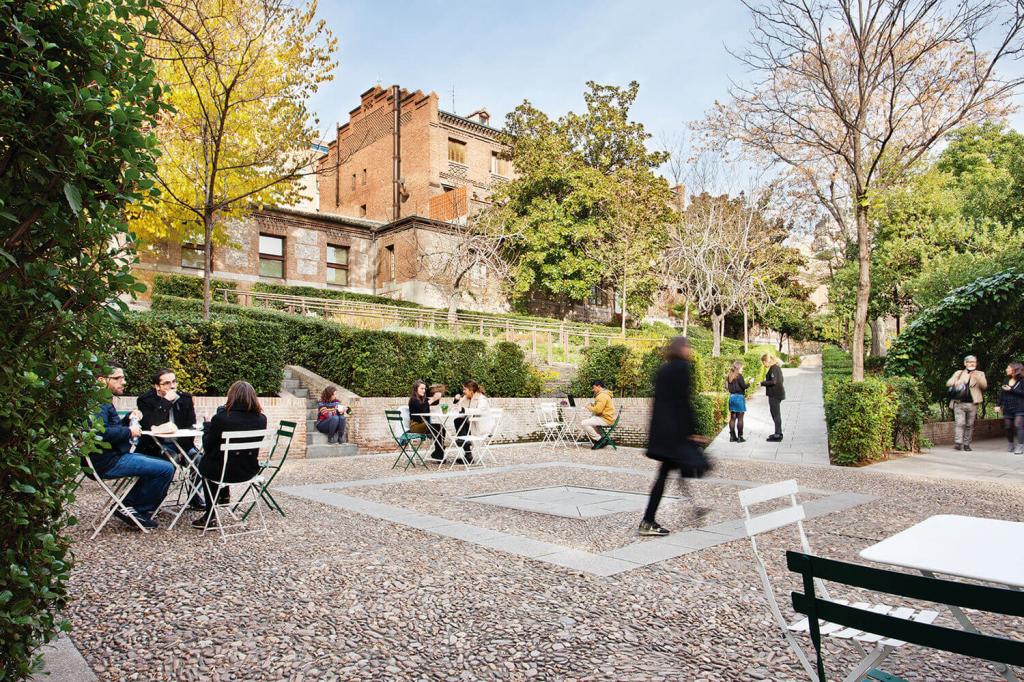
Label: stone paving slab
xmin=278 ymin=461 xmax=874 ymax=577
xmin=870 ymin=439 xmax=1024 ymax=485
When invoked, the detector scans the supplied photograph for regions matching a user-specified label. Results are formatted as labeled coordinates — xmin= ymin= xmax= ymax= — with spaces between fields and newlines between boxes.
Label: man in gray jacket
xmin=947 ymin=355 xmax=988 ymax=451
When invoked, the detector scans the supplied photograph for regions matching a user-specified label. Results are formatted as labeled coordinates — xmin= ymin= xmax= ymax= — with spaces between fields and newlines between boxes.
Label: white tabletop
xmin=860 ymin=514 xmax=1024 ymax=588
xmin=142 ymin=429 xmax=203 ymax=438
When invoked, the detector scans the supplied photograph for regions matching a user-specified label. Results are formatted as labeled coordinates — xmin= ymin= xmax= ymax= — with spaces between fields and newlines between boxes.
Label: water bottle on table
xmin=129 ymin=414 xmax=141 ymax=452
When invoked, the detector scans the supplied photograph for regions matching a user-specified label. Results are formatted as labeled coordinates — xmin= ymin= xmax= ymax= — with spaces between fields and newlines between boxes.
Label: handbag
xmin=675 ymin=441 xmax=713 ymax=479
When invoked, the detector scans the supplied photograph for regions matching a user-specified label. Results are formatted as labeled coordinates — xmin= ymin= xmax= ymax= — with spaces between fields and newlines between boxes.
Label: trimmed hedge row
xmin=110 ymin=313 xmax=286 ymax=396
xmin=822 ymin=346 xmax=927 ymax=465
xmin=150 ymin=295 xmax=542 ymax=397
xmin=153 ymin=273 xmax=238 ymax=303
xmin=251 ymin=281 xmax=425 ymax=309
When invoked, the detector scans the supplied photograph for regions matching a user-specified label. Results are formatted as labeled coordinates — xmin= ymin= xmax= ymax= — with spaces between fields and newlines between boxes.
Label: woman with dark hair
xmin=316 ymin=385 xmax=348 ymax=444
xmin=193 ymin=381 xmax=267 ymax=528
xmin=726 ymin=361 xmax=748 ymax=443
xmin=452 ymin=380 xmax=491 ymax=464
xmin=997 ymin=361 xmax=1024 ymax=455
xmin=409 ymin=380 xmax=446 ymax=461
xmin=640 ymin=336 xmax=711 ymax=536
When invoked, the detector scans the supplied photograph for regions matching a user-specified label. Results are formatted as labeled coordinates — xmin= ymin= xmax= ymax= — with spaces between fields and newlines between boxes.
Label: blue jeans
xmin=100 ymin=453 xmax=175 ymax=517
xmin=315 ymin=414 xmax=346 ymax=441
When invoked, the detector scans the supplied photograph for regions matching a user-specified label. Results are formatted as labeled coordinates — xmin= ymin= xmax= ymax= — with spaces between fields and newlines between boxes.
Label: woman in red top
xmin=316 ymin=385 xmax=348 ymax=444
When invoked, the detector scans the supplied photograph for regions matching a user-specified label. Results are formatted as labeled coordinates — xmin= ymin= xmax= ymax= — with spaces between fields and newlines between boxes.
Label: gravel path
xmin=65 ymin=445 xmax=1024 ymax=680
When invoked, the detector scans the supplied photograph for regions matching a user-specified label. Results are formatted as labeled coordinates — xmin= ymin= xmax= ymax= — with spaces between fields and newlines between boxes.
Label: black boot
xmin=729 ymin=429 xmax=737 ymax=442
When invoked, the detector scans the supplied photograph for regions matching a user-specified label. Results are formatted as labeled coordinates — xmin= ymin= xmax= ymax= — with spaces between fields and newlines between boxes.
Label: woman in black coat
xmin=640 ymin=336 xmax=711 ymax=537
xmin=761 ymin=354 xmax=786 ymax=441
xmin=194 ymin=381 xmax=267 ymax=528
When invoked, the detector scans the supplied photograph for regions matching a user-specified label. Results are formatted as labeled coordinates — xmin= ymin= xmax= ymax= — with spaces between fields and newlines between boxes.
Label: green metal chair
xmin=386 ymin=409 xmax=428 ymax=471
xmin=236 ymin=420 xmax=296 ymax=519
xmin=595 ymin=408 xmax=623 ymax=451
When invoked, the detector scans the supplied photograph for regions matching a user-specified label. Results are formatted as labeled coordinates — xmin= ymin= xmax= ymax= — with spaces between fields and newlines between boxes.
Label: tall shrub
xmin=0 ymin=1 xmax=162 ymax=678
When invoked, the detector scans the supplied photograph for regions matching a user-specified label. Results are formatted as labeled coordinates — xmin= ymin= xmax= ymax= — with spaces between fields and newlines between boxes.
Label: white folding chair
xmin=81 ymin=453 xmax=150 ymax=538
xmin=450 ymin=408 xmax=503 ymax=469
xmin=738 ymin=480 xmax=939 ymax=682
xmin=536 ymin=402 xmax=566 ymax=449
xmin=196 ymin=429 xmax=273 ymax=540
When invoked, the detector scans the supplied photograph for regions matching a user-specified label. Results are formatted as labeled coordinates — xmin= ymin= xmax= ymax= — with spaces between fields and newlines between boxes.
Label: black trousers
xmin=643 ymin=461 xmax=681 ymax=524
xmin=453 ymin=416 xmax=474 ymax=462
xmin=768 ymin=397 xmax=783 ymax=436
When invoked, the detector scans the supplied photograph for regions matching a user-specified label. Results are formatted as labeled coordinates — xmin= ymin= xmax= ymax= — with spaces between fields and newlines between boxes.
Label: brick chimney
xmin=466 ymin=108 xmax=491 ymax=126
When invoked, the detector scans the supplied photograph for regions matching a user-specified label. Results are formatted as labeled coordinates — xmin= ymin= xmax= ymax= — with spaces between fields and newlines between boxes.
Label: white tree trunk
xmin=711 ymin=312 xmax=724 ymax=357
xmin=852 ymin=203 xmax=870 ymax=381
xmin=202 ymin=215 xmax=213 ymax=320
xmin=682 ymin=304 xmax=689 ymax=335
xmin=743 ymin=305 xmax=748 ymax=354
xmin=870 ymin=317 xmax=887 ymax=357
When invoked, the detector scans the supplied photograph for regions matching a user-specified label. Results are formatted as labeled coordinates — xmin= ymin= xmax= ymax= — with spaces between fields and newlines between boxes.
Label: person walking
xmin=996 ymin=361 xmax=1024 ymax=455
xmin=726 ymin=361 xmax=748 ymax=443
xmin=760 ymin=354 xmax=785 ymax=442
xmin=946 ymin=355 xmax=988 ymax=452
xmin=639 ymin=336 xmax=711 ymax=537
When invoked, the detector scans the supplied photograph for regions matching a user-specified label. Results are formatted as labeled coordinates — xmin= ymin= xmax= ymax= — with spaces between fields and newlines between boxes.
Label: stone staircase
xmin=281 ymin=368 xmax=359 ymax=459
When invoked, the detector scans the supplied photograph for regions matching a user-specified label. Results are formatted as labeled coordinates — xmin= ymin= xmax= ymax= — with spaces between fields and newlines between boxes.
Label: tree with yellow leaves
xmin=134 ymin=0 xmax=337 ymax=317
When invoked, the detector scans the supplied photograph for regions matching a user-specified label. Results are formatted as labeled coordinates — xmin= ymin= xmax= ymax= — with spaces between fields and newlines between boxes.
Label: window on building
xmin=385 ymin=244 xmax=396 ymax=281
xmin=359 ymin=204 xmax=367 ymax=218
xmin=180 ymin=241 xmax=206 ymax=270
xmin=351 ymin=173 xmax=356 ymax=191
xmin=588 ymin=285 xmax=607 ymax=306
xmin=448 ymin=138 xmax=466 ymax=165
xmin=258 ymin=234 xmax=285 ymax=278
xmin=490 ymin=151 xmax=510 ymax=177
xmin=327 ymin=244 xmax=349 ymax=286
xmin=361 ymin=168 xmax=367 ymax=185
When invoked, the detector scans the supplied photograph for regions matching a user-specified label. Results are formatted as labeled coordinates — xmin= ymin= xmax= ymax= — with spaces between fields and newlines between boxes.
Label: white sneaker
xmin=1016 ymin=444 xmax=1024 ymax=455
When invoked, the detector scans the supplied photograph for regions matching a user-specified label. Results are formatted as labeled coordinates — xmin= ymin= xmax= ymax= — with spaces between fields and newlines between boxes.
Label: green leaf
xmin=63 ymin=183 xmax=81 ymax=215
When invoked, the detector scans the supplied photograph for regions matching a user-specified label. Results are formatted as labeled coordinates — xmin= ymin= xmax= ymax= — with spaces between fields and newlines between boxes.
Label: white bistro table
xmin=143 ymin=428 xmax=204 ymax=529
xmin=412 ymin=409 xmax=486 ymax=467
xmin=860 ymin=514 xmax=1024 ymax=680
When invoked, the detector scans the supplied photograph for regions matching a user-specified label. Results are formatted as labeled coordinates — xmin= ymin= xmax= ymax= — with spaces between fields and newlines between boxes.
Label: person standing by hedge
xmin=726 ymin=361 xmax=748 ymax=443
xmin=996 ymin=362 xmax=1024 ymax=455
xmin=640 ymin=336 xmax=711 ymax=536
xmin=946 ymin=355 xmax=988 ymax=452
xmin=316 ymin=386 xmax=348 ymax=444
xmin=582 ymin=380 xmax=617 ymax=449
xmin=760 ymin=354 xmax=786 ymax=441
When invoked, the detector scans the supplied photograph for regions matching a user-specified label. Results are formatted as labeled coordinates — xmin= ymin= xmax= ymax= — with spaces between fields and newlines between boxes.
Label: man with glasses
xmin=137 ymin=368 xmax=198 ymax=460
xmin=94 ymin=364 xmax=175 ymax=529
xmin=946 ymin=355 xmax=988 ymax=452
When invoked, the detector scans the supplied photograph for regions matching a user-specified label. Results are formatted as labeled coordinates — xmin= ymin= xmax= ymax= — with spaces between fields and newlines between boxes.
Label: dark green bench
xmin=787 ymin=551 xmax=1024 ymax=681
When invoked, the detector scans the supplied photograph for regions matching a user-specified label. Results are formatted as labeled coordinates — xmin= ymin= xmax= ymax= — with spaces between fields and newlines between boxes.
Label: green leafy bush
xmin=569 ymin=345 xmax=633 ymax=395
xmin=150 ymin=296 xmax=541 ymax=396
xmin=109 ymin=314 xmax=286 ymax=395
xmin=824 ymin=378 xmax=898 ymax=466
xmin=886 ymin=376 xmax=929 ymax=452
xmin=251 ymin=281 xmax=424 ymax=308
xmin=153 ymin=273 xmax=237 ymax=303
xmin=0 ymin=0 xmax=163 ymax=677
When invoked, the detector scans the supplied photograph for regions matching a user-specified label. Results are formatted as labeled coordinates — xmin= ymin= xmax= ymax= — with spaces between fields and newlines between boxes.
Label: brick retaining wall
xmin=345 ymin=397 xmax=654 ymax=451
xmin=114 ymin=395 xmax=309 ymax=459
xmin=922 ymin=417 xmax=1004 ymax=446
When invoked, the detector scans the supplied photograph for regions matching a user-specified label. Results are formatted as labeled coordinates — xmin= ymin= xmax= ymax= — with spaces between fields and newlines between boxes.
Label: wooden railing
xmin=217 ymin=288 xmax=666 ymax=363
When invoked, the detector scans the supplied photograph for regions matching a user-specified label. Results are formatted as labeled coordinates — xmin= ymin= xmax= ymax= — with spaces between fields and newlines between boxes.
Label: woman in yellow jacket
xmin=582 ymin=380 xmax=616 ymax=449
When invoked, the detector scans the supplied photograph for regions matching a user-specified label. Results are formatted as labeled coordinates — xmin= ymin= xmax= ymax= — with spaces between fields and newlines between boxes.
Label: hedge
xmin=153 ymin=273 xmax=238 ymax=303
xmin=149 ymin=296 xmax=542 ymax=397
xmin=251 ymin=281 xmax=425 ymax=308
xmin=822 ymin=346 xmax=926 ymax=465
xmin=109 ymin=313 xmax=286 ymax=396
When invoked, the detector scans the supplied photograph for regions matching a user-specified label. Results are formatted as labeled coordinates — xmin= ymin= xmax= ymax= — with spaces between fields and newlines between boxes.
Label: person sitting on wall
xmin=93 ymin=364 xmax=175 ymax=530
xmin=137 ymin=368 xmax=198 ymax=460
xmin=582 ymin=380 xmax=616 ymax=449
xmin=316 ymin=385 xmax=349 ymax=444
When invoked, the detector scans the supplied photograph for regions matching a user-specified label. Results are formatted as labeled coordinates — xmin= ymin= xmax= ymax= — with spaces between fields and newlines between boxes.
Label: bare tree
xmin=416 ymin=211 xmax=518 ymax=324
xmin=703 ymin=0 xmax=1024 ymax=379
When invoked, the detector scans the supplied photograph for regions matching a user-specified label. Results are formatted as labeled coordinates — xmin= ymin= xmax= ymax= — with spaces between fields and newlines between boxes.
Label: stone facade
xmin=114 ymin=395 xmax=309 ymax=459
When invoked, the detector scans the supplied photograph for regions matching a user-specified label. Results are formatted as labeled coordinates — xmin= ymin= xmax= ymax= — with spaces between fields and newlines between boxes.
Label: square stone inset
xmin=465 ymin=485 xmax=681 ymax=519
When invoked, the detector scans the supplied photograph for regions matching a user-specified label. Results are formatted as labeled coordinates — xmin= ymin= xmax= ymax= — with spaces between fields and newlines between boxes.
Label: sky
xmin=308 ymin=1 xmax=754 ymax=151
xmin=308 ymin=1 xmax=1024 ymax=167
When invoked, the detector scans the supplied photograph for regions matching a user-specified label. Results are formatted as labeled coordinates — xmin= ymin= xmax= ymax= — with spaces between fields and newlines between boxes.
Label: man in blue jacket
xmin=94 ymin=364 xmax=175 ymax=529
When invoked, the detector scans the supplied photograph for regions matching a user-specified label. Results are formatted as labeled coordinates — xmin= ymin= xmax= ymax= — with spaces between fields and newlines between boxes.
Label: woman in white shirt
xmin=453 ymin=380 xmax=492 ymax=463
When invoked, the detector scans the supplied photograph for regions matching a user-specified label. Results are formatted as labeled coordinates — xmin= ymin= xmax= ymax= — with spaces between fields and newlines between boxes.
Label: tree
xmin=703 ymin=0 xmax=1024 ymax=380
xmin=489 ymin=82 xmax=671 ymax=322
xmin=667 ymin=187 xmax=783 ymax=356
xmin=415 ymin=212 xmax=518 ymax=324
xmin=133 ymin=0 xmax=337 ymax=318
xmin=0 ymin=0 xmax=162 ymax=677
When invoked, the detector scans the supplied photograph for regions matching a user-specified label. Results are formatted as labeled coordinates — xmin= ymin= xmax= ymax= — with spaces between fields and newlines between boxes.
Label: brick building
xmin=134 ymin=83 xmax=617 ymax=320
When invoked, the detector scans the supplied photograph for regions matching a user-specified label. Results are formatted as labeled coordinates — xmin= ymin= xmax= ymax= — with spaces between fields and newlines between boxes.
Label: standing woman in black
xmin=761 ymin=354 xmax=786 ymax=441
xmin=639 ymin=336 xmax=711 ymax=537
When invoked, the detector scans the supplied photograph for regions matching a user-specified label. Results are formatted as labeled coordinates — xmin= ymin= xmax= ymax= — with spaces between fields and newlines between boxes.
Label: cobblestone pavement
xmin=65 ymin=445 xmax=1024 ymax=681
